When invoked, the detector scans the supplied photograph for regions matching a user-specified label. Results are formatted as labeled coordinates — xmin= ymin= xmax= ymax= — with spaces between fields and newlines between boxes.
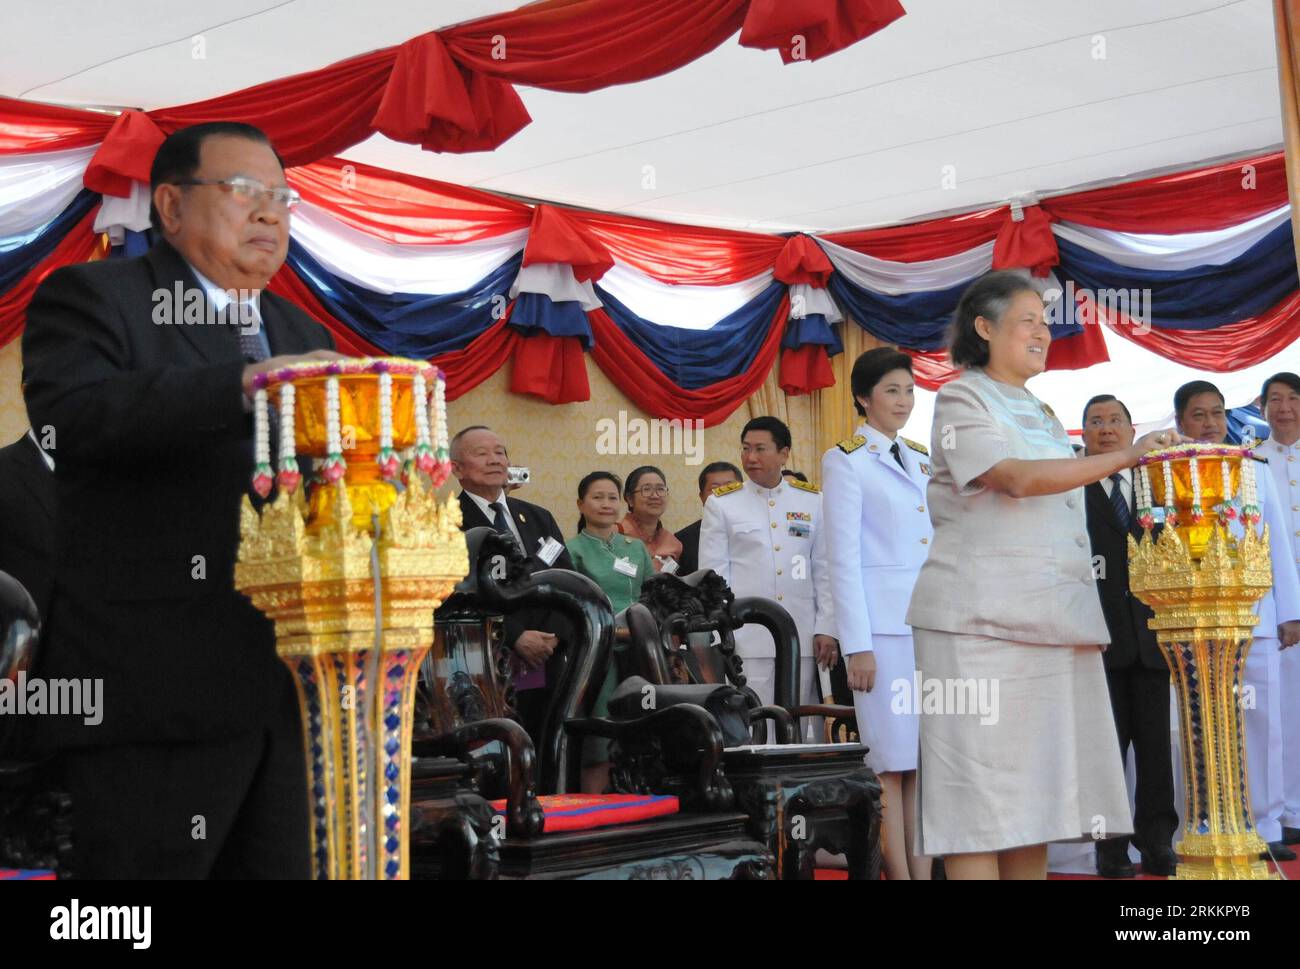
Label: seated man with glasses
xmin=21 ymin=121 xmax=340 ymax=879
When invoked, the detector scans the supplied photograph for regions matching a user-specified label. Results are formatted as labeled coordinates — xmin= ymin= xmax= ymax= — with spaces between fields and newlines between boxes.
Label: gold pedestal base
xmin=1172 ymin=831 xmax=1275 ymax=880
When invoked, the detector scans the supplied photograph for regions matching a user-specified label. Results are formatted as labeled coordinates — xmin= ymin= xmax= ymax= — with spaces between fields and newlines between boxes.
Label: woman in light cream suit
xmin=822 ymin=347 xmax=933 ymax=881
xmin=906 ymin=271 xmax=1177 ymax=880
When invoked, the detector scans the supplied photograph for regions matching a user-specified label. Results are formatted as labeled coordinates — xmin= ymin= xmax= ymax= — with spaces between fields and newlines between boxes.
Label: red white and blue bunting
xmin=0 ymin=3 xmax=1296 ymax=428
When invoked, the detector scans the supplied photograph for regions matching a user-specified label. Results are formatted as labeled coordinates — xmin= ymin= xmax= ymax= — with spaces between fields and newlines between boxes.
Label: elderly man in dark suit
xmin=1082 ymin=394 xmax=1178 ymax=878
xmin=21 ymin=122 xmax=339 ymax=878
xmin=450 ymin=426 xmax=575 ymax=738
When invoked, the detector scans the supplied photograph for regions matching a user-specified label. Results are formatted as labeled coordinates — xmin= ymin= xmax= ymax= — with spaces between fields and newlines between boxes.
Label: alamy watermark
xmin=595 ymin=409 xmax=705 ymax=465
xmin=151 ymin=283 xmax=261 ymax=331
xmin=891 ymin=672 xmax=1000 ymax=725
xmin=1043 ymin=280 xmax=1152 ymax=335
xmin=0 ymin=672 xmax=102 ymax=725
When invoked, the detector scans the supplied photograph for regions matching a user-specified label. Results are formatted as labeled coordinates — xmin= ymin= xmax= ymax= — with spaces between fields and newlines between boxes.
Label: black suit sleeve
xmin=22 ymin=265 xmax=248 ymax=464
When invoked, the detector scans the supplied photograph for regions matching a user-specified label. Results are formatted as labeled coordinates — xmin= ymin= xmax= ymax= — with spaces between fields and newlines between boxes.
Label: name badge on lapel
xmin=537 ymin=536 xmax=564 ymax=566
xmin=658 ymin=555 xmax=679 ymax=575
xmin=613 ymin=556 xmax=639 ymax=577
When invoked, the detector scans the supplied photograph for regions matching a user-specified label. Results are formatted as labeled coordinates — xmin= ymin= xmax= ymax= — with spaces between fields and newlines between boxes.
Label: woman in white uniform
xmin=822 ymin=347 xmax=933 ymax=880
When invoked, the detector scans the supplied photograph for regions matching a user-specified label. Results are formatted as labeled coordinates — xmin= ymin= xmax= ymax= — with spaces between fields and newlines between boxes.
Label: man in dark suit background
xmin=21 ymin=122 xmax=339 ymax=878
xmin=1082 ymin=394 xmax=1178 ymax=878
xmin=0 ymin=429 xmax=56 ymax=623
xmin=673 ymin=461 xmax=741 ymax=576
xmin=450 ymin=426 xmax=575 ymax=738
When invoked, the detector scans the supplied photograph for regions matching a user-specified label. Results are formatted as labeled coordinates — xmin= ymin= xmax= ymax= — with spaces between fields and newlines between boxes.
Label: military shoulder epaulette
xmin=712 ymin=481 xmax=744 ymax=497
xmin=789 ymin=479 xmax=820 ymax=494
xmin=836 ymin=434 xmax=866 ymax=454
xmin=902 ymin=436 xmax=928 ymax=456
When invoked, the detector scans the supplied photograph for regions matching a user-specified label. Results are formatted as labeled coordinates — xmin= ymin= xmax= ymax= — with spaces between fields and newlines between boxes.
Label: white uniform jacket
xmin=821 ymin=423 xmax=933 ymax=654
xmin=698 ymin=475 xmax=835 ymax=658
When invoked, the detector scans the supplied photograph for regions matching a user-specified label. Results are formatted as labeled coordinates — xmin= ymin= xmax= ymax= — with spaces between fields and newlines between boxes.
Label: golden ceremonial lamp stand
xmin=235 ymin=358 xmax=467 ymax=879
xmin=1128 ymin=443 xmax=1274 ymax=879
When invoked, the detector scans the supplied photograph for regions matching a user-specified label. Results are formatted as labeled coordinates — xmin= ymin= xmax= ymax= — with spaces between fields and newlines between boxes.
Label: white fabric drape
xmin=0 ymin=145 xmax=95 ymax=241
xmin=596 ymin=259 xmax=774 ymax=330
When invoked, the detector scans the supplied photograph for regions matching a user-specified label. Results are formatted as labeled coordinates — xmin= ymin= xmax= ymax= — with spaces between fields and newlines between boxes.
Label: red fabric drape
xmin=0 ymin=98 xmax=113 ymax=154
xmin=288 ymin=157 xmax=531 ymax=244
xmin=523 ymin=205 xmax=613 ymax=282
xmin=0 ymin=211 xmax=99 ymax=347
xmin=823 ymin=206 xmax=1005 ymax=261
xmin=1088 ymin=292 xmax=1300 ymax=370
xmin=1041 ymin=151 xmax=1288 ymax=232
xmin=739 ymin=0 xmax=906 ymax=63
xmin=510 ymin=332 xmax=591 ymax=403
xmin=992 ymin=205 xmax=1058 ymax=276
xmin=779 ymin=344 xmax=835 ymax=394
xmin=774 ymin=233 xmax=834 ymax=286
xmin=574 ymin=210 xmax=785 ymax=284
xmin=444 ymin=0 xmax=749 ymax=92
xmin=588 ymin=294 xmax=790 ymax=426
xmin=373 ymin=32 xmax=531 ymax=153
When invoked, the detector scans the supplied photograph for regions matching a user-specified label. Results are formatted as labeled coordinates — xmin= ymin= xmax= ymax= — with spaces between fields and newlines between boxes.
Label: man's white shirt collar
xmin=188 ymin=263 xmax=260 ymax=315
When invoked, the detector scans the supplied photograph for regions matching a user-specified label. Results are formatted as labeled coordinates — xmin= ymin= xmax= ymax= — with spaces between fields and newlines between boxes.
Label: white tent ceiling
xmin=1 ymin=0 xmax=1284 ymax=233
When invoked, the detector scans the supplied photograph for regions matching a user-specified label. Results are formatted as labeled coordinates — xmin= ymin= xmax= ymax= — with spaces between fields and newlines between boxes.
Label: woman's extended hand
xmin=1129 ymin=429 xmax=1189 ymax=461
xmin=846 ymin=651 xmax=876 ymax=692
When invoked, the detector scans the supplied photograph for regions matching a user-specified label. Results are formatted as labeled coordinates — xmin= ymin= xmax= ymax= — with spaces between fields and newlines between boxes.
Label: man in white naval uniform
xmin=699 ymin=416 xmax=838 ymax=739
xmin=1261 ymin=371 xmax=1300 ymax=846
xmin=1176 ymin=380 xmax=1300 ymax=860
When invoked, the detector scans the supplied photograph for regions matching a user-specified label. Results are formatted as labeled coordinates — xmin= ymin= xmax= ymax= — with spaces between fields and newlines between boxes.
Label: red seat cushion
xmin=0 ymin=869 xmax=55 ymax=880
xmin=489 ymin=793 xmax=679 ymax=833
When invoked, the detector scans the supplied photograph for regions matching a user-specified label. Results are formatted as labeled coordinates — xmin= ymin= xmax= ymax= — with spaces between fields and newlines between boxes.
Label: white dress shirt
xmin=464 ymin=488 xmax=524 ymax=548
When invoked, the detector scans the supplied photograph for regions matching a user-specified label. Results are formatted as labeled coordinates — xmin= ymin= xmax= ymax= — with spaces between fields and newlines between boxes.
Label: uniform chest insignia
xmin=836 ymin=434 xmax=866 ymax=454
xmin=789 ymin=479 xmax=820 ymax=494
xmin=902 ymin=437 xmax=928 ymax=456
xmin=920 ymin=462 xmax=931 ymax=476
xmin=712 ymin=481 xmax=744 ymax=497
xmin=786 ymin=511 xmax=811 ymax=522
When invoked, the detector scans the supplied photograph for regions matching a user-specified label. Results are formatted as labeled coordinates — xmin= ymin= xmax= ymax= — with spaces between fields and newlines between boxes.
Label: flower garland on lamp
xmin=235 ymin=356 xmax=468 ymax=880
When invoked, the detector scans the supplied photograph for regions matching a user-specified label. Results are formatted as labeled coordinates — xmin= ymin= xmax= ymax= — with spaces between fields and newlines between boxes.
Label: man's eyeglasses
xmin=171 ymin=175 xmax=301 ymax=210
xmin=634 ymin=485 xmax=669 ymax=497
xmin=1085 ymin=417 xmax=1130 ymax=429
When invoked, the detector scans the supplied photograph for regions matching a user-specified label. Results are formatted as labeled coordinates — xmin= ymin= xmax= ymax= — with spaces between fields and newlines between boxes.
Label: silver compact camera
xmin=507 ymin=466 xmax=531 ymax=486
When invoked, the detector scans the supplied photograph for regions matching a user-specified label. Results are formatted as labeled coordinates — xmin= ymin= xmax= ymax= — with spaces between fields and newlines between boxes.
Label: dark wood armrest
xmin=413 ymin=718 xmax=544 ymax=838
xmin=748 ymin=704 xmax=797 ymax=744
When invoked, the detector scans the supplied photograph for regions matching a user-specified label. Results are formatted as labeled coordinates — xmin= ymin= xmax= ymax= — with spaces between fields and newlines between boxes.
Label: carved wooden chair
xmin=0 ymin=570 xmax=72 ymax=879
xmin=407 ymin=529 xmax=774 ymax=880
xmin=614 ymin=569 xmax=883 ymax=880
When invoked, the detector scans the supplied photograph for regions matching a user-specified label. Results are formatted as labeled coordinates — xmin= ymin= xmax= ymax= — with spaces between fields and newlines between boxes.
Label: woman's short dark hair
xmin=948 ymin=271 xmax=1042 ymax=369
xmin=1173 ymin=380 xmax=1224 ymax=420
xmin=850 ymin=347 xmax=913 ymax=417
xmin=576 ymin=470 xmax=622 ymax=534
xmin=149 ymin=122 xmax=284 ymax=230
xmin=623 ymin=466 xmax=666 ymax=502
xmin=741 ymin=416 xmax=792 ymax=451
xmin=1261 ymin=372 xmax=1300 ymax=411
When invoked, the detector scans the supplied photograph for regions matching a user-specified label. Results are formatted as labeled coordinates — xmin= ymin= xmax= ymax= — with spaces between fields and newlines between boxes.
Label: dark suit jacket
xmin=1084 ymin=479 xmax=1165 ymax=671
xmin=0 ymin=434 xmax=56 ymax=622
xmin=455 ymin=490 xmax=575 ymax=662
xmin=21 ymin=238 xmax=334 ymax=748
xmin=674 ymin=518 xmax=702 ymax=576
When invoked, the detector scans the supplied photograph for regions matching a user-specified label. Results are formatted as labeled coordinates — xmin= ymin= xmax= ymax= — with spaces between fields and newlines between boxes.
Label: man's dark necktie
xmin=233 ymin=302 xmax=269 ymax=363
xmin=889 ymin=441 xmax=906 ymax=470
xmin=491 ymin=501 xmax=511 ymax=533
xmin=1109 ymin=473 xmax=1131 ymax=529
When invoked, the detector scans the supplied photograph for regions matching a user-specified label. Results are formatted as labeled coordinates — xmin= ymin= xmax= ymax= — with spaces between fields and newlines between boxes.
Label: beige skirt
xmin=912 ymin=629 xmax=1133 ymax=856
